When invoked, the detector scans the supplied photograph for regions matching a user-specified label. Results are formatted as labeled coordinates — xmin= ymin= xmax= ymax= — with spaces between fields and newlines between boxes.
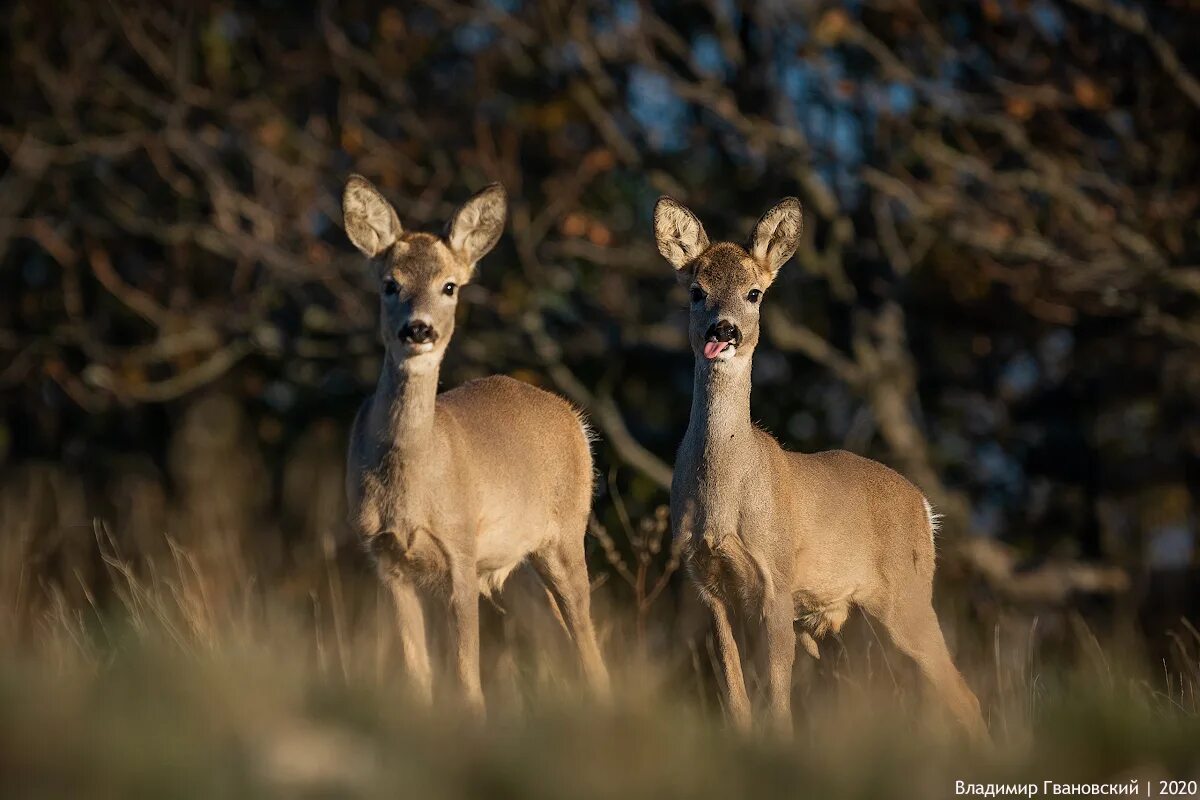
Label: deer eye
xmin=689 ymin=287 xmax=707 ymax=304
xmin=383 ymin=278 xmax=400 ymax=296
xmin=747 ymin=289 xmax=762 ymax=304
xmin=442 ymin=281 xmax=457 ymax=297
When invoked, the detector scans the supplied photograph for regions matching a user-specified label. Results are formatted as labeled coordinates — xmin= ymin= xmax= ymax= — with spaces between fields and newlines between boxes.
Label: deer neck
xmin=371 ymin=355 xmax=440 ymax=460
xmin=688 ymin=357 xmax=754 ymax=462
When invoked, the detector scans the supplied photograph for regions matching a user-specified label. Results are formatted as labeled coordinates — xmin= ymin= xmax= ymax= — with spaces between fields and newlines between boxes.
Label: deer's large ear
xmin=654 ymin=197 xmax=709 ymax=272
xmin=447 ymin=183 xmax=507 ymax=265
xmin=748 ymin=197 xmax=803 ymax=276
xmin=343 ymin=175 xmax=402 ymax=258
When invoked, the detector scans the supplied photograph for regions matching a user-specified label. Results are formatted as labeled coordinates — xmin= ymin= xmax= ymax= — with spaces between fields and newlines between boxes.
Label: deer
xmin=342 ymin=175 xmax=609 ymax=713
xmin=653 ymin=195 xmax=987 ymax=740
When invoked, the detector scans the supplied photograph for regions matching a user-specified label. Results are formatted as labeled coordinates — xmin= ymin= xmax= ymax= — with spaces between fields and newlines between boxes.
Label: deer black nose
xmin=399 ymin=320 xmax=437 ymax=344
xmin=706 ymin=320 xmax=740 ymax=344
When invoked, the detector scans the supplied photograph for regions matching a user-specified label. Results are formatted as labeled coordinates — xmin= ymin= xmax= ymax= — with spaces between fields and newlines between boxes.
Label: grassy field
xmin=1 ymin=522 xmax=1198 ymax=799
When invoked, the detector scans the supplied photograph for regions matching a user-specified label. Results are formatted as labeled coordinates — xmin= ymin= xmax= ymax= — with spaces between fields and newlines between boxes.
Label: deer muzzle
xmin=703 ymin=320 xmax=741 ymax=360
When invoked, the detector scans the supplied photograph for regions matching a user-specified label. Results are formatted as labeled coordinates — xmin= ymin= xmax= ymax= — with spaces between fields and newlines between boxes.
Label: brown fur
xmin=343 ymin=176 xmax=609 ymax=712
xmin=655 ymin=196 xmax=986 ymax=739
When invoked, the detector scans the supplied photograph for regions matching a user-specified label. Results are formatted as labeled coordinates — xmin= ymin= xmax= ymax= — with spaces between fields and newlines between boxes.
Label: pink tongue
xmin=703 ymin=341 xmax=730 ymax=360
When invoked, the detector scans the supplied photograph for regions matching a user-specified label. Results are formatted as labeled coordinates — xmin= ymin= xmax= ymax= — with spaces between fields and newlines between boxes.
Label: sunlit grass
xmin=0 ymin=523 xmax=1197 ymax=798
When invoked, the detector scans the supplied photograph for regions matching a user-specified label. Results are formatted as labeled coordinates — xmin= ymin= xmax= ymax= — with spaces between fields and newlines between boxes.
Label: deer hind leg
xmin=530 ymin=531 xmax=610 ymax=697
xmin=879 ymin=597 xmax=988 ymax=741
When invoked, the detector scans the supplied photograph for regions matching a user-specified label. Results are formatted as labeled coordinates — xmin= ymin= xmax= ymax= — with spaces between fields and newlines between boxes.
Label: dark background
xmin=2 ymin=0 xmax=1199 ymax=633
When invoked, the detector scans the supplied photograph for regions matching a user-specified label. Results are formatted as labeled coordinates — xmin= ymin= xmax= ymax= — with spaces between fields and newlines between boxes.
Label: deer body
xmin=343 ymin=177 xmax=608 ymax=711
xmin=656 ymin=198 xmax=985 ymax=738
xmin=349 ymin=372 xmax=592 ymax=595
xmin=676 ymin=374 xmax=930 ymax=639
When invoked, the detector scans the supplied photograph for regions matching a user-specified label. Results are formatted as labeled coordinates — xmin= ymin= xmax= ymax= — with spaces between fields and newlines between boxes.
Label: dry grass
xmin=0 ymin=498 xmax=1198 ymax=798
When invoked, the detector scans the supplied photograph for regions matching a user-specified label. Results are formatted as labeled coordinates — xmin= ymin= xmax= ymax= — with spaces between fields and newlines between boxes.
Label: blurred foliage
xmin=0 ymin=562 xmax=1198 ymax=799
xmin=1 ymin=0 xmax=1199 ymax=624
xmin=1 ymin=518 xmax=1198 ymax=798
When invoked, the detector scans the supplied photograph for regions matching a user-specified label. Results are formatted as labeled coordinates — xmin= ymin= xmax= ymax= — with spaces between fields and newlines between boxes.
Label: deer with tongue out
xmin=655 ymin=195 xmax=987 ymax=740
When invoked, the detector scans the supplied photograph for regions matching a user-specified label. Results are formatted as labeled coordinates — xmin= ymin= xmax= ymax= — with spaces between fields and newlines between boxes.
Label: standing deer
xmin=654 ymin=196 xmax=986 ymax=739
xmin=342 ymin=175 xmax=608 ymax=712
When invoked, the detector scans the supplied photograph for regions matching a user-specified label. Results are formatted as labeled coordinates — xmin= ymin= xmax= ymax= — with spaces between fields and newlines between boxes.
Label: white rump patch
xmin=922 ymin=496 xmax=942 ymax=550
xmin=573 ymin=408 xmax=600 ymax=496
xmin=578 ymin=413 xmax=598 ymax=445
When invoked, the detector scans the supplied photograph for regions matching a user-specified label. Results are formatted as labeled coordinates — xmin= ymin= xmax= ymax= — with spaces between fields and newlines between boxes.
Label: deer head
xmin=343 ymin=175 xmax=507 ymax=372
xmin=654 ymin=196 xmax=803 ymax=367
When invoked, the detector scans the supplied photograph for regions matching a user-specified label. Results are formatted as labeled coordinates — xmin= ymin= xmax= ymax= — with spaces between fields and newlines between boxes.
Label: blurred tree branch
xmin=1 ymin=0 xmax=1197 ymax=566
xmin=1064 ymin=0 xmax=1200 ymax=110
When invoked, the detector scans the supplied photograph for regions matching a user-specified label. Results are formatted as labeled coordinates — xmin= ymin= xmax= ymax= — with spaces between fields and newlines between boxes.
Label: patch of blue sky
xmin=975 ymin=440 xmax=1026 ymax=496
xmin=817 ymin=163 xmax=839 ymax=200
xmin=559 ymin=41 xmax=582 ymax=70
xmin=1147 ymin=524 xmax=1195 ymax=569
xmin=887 ymin=82 xmax=915 ymax=116
xmin=613 ymin=0 xmax=640 ymax=31
xmin=804 ymin=103 xmax=831 ymax=150
xmin=924 ymin=82 xmax=968 ymax=119
xmin=938 ymin=54 xmax=963 ymax=86
xmin=780 ymin=61 xmax=815 ymax=110
xmin=962 ymin=42 xmax=995 ymax=77
xmin=778 ymin=18 xmax=808 ymax=48
xmin=835 ymin=166 xmax=862 ymax=208
xmin=1000 ymin=352 xmax=1040 ymax=400
xmin=453 ymin=22 xmax=495 ymax=53
xmin=1038 ymin=329 xmax=1074 ymax=366
xmin=822 ymin=53 xmax=847 ymax=84
xmin=627 ymin=67 xmax=689 ymax=153
xmin=305 ymin=207 xmax=331 ymax=238
xmin=692 ymin=33 xmax=727 ymax=79
xmin=831 ymin=108 xmax=861 ymax=163
xmin=970 ymin=500 xmax=1005 ymax=538
xmin=699 ymin=110 xmax=756 ymax=167
xmin=1029 ymin=0 xmax=1065 ymax=42
xmin=589 ymin=7 xmax=613 ymax=35
xmin=770 ymin=25 xmax=810 ymax=99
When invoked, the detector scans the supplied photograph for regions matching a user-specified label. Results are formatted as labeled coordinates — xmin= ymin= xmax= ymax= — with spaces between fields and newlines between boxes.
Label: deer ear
xmin=654 ymin=197 xmax=709 ymax=272
xmin=748 ymin=197 xmax=803 ymax=276
xmin=447 ymin=183 xmax=507 ymax=265
xmin=343 ymin=175 xmax=402 ymax=258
